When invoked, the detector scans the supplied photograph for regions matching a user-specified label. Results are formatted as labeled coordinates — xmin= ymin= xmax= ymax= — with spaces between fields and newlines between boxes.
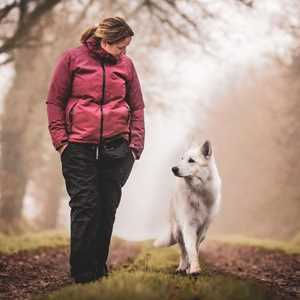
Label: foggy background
xmin=0 ymin=0 xmax=300 ymax=242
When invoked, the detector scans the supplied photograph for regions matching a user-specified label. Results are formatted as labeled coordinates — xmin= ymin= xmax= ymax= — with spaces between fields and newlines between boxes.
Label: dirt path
xmin=201 ymin=241 xmax=300 ymax=300
xmin=0 ymin=241 xmax=140 ymax=300
xmin=0 ymin=241 xmax=299 ymax=300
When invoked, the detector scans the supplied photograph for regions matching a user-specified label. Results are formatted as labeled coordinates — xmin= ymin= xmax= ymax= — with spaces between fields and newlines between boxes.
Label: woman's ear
xmin=100 ymin=39 xmax=108 ymax=49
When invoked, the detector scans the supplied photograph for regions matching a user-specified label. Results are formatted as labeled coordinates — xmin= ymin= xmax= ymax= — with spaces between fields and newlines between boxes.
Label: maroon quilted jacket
xmin=46 ymin=36 xmax=145 ymax=159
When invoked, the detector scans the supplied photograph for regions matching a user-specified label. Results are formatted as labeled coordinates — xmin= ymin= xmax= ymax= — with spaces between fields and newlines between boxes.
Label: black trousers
xmin=60 ymin=140 xmax=135 ymax=281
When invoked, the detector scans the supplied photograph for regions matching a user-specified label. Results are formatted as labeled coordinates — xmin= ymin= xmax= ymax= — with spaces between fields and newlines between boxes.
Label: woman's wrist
xmin=130 ymin=148 xmax=137 ymax=160
xmin=58 ymin=142 xmax=68 ymax=154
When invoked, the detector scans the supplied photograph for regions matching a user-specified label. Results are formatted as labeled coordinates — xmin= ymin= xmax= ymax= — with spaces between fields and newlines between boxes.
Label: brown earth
xmin=0 ymin=241 xmax=141 ymax=300
xmin=0 ymin=240 xmax=299 ymax=300
xmin=201 ymin=241 xmax=300 ymax=300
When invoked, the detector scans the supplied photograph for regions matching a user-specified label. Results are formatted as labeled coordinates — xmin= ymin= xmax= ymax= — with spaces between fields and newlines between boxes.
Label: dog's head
xmin=172 ymin=140 xmax=213 ymax=183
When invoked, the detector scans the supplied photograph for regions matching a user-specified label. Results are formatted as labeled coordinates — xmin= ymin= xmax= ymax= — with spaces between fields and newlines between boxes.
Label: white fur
xmin=154 ymin=140 xmax=222 ymax=275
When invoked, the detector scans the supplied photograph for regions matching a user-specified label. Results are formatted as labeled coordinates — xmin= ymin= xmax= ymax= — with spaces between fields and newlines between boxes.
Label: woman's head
xmin=81 ymin=17 xmax=134 ymax=58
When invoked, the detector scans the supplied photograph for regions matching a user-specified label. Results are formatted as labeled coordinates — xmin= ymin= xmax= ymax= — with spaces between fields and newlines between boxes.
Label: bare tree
xmin=0 ymin=0 xmax=63 ymax=64
xmin=0 ymin=1 xmax=79 ymax=231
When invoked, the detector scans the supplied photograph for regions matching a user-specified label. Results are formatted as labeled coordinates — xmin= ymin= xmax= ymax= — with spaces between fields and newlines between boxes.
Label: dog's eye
xmin=188 ymin=158 xmax=195 ymax=163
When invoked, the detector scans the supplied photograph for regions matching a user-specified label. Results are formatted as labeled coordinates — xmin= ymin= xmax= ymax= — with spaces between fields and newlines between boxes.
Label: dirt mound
xmin=201 ymin=241 xmax=300 ymax=299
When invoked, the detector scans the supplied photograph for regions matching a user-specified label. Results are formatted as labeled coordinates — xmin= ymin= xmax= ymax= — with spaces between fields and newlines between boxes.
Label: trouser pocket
xmin=101 ymin=136 xmax=130 ymax=160
xmin=60 ymin=143 xmax=72 ymax=161
xmin=99 ymin=143 xmax=135 ymax=188
xmin=119 ymin=149 xmax=135 ymax=187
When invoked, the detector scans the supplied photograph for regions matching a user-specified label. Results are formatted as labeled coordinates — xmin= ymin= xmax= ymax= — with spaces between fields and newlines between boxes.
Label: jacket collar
xmin=83 ymin=36 xmax=118 ymax=65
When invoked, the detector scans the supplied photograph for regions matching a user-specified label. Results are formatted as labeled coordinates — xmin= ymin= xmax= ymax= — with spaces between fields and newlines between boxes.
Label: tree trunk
xmin=0 ymin=50 xmax=31 ymax=225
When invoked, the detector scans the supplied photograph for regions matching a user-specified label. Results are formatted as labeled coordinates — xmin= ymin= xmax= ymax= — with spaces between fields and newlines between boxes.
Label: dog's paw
xmin=186 ymin=266 xmax=202 ymax=276
xmin=175 ymin=260 xmax=190 ymax=275
xmin=174 ymin=269 xmax=186 ymax=276
xmin=175 ymin=266 xmax=188 ymax=275
xmin=187 ymin=271 xmax=202 ymax=278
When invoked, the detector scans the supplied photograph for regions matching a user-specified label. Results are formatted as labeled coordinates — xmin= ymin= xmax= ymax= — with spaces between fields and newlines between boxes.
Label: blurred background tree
xmin=0 ymin=0 xmax=299 ymax=241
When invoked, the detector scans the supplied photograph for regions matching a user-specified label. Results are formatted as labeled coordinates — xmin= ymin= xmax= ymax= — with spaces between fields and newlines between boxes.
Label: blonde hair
xmin=81 ymin=17 xmax=134 ymax=44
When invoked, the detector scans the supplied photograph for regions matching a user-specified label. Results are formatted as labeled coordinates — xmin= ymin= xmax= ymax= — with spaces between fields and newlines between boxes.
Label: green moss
xmin=0 ymin=230 xmax=69 ymax=254
xmin=210 ymin=234 xmax=300 ymax=254
xmin=291 ymin=232 xmax=300 ymax=246
xmin=36 ymin=244 xmax=276 ymax=300
xmin=0 ymin=232 xmax=142 ymax=255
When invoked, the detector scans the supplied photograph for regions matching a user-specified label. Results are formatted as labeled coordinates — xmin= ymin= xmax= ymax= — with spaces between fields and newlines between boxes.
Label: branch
xmin=70 ymin=0 xmax=96 ymax=26
xmin=164 ymin=0 xmax=199 ymax=31
xmin=127 ymin=0 xmax=148 ymax=19
xmin=143 ymin=0 xmax=201 ymax=43
xmin=237 ymin=0 xmax=254 ymax=8
xmin=0 ymin=0 xmax=62 ymax=55
xmin=0 ymin=54 xmax=14 ymax=65
xmin=0 ymin=1 xmax=18 ymax=23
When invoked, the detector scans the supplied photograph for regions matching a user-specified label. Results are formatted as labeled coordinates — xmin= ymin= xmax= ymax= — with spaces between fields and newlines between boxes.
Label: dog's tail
xmin=153 ymin=225 xmax=176 ymax=248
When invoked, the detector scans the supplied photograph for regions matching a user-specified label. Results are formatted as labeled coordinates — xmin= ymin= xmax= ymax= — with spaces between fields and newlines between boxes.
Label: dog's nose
xmin=172 ymin=166 xmax=179 ymax=175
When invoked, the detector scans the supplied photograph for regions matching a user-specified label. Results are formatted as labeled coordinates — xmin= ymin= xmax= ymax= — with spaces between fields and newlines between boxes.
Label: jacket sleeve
xmin=126 ymin=58 xmax=145 ymax=160
xmin=46 ymin=50 xmax=72 ymax=151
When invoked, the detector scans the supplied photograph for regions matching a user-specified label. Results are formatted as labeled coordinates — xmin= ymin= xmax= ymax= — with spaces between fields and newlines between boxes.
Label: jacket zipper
xmin=96 ymin=62 xmax=106 ymax=160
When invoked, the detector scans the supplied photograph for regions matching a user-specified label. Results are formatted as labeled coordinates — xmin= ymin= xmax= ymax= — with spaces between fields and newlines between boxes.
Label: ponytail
xmin=81 ymin=17 xmax=134 ymax=44
xmin=80 ymin=26 xmax=97 ymax=43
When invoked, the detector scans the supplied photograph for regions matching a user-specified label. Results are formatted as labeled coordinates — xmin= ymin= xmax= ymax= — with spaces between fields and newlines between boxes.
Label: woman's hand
xmin=131 ymin=149 xmax=136 ymax=160
xmin=58 ymin=143 xmax=69 ymax=155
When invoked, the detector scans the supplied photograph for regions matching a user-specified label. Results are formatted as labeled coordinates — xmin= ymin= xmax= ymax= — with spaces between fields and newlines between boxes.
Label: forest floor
xmin=0 ymin=238 xmax=141 ymax=300
xmin=0 ymin=235 xmax=299 ymax=300
xmin=201 ymin=241 xmax=300 ymax=299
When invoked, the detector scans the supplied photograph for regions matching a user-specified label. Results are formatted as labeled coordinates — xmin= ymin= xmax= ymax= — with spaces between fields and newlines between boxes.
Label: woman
xmin=46 ymin=17 xmax=145 ymax=284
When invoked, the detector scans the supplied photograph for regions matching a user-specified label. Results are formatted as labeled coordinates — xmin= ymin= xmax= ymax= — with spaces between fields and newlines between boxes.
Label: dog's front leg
xmin=183 ymin=226 xmax=201 ymax=274
xmin=176 ymin=237 xmax=189 ymax=273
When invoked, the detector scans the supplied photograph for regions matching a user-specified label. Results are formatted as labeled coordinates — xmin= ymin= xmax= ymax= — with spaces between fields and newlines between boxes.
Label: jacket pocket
xmin=66 ymin=101 xmax=78 ymax=134
xmin=124 ymin=102 xmax=131 ymax=124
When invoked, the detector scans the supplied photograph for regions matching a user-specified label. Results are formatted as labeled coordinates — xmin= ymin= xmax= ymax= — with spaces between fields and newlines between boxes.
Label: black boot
xmin=95 ymin=263 xmax=109 ymax=278
xmin=103 ymin=263 xmax=109 ymax=277
xmin=73 ymin=271 xmax=99 ymax=284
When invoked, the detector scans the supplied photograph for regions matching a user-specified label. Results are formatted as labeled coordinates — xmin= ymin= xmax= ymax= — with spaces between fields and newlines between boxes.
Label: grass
xmin=34 ymin=241 xmax=277 ymax=300
xmin=0 ymin=230 xmax=69 ymax=254
xmin=210 ymin=234 xmax=300 ymax=254
xmin=0 ymin=231 xmax=139 ymax=255
xmin=1 ymin=229 xmax=298 ymax=256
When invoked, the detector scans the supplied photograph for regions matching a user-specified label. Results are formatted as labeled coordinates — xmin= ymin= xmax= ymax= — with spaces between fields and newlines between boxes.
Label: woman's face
xmin=101 ymin=36 xmax=132 ymax=59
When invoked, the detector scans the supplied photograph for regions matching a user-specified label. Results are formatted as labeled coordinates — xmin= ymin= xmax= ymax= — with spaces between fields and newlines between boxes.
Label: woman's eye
xmin=188 ymin=158 xmax=195 ymax=163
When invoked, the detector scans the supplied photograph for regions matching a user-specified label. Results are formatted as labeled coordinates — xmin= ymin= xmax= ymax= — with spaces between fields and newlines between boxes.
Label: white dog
xmin=154 ymin=140 xmax=222 ymax=275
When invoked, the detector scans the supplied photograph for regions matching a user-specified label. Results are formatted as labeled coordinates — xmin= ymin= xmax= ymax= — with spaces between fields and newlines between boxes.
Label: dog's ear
xmin=200 ymin=140 xmax=212 ymax=159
